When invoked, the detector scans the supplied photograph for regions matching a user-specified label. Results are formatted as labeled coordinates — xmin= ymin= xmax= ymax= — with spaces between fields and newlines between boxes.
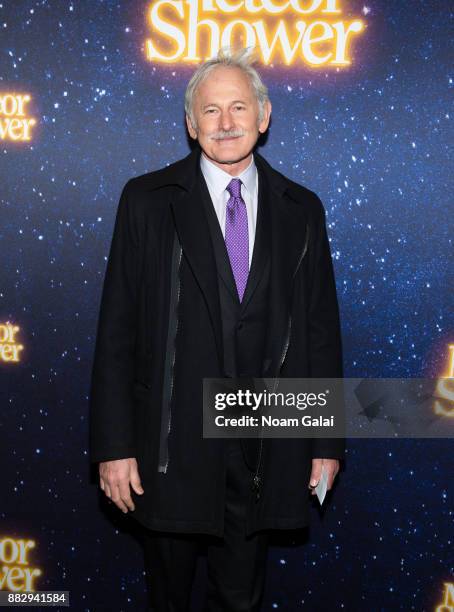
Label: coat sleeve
xmin=89 ymin=180 xmax=141 ymax=464
xmin=307 ymin=195 xmax=345 ymax=460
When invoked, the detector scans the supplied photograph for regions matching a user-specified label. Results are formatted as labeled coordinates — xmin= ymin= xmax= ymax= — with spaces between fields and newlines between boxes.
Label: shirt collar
xmin=200 ymin=150 xmax=257 ymax=198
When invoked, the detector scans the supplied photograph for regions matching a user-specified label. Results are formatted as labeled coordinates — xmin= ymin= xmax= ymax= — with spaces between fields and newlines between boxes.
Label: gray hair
xmin=184 ymin=46 xmax=269 ymax=132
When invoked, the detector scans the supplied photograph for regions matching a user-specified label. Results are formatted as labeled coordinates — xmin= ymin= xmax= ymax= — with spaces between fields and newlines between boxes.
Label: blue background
xmin=1 ymin=0 xmax=453 ymax=610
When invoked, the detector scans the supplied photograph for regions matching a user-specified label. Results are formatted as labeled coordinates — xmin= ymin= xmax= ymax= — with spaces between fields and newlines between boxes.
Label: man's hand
xmin=99 ymin=458 xmax=144 ymax=513
xmin=308 ymin=458 xmax=340 ymax=495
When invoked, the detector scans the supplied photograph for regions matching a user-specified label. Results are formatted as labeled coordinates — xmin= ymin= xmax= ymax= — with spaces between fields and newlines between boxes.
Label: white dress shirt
xmin=200 ymin=151 xmax=258 ymax=269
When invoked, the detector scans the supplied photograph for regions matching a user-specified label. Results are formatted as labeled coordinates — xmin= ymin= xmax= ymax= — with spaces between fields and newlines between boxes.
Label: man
xmin=89 ymin=46 xmax=344 ymax=611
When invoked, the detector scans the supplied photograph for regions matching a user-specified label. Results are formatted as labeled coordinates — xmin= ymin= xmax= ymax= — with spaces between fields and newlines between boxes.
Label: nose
xmin=219 ymin=109 xmax=234 ymax=132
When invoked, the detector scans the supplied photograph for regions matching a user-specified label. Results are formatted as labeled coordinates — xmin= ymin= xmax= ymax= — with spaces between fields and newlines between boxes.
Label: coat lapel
xmin=162 ymin=146 xmax=309 ymax=377
xmin=253 ymin=152 xmax=309 ymax=375
xmin=169 ymin=148 xmax=224 ymax=369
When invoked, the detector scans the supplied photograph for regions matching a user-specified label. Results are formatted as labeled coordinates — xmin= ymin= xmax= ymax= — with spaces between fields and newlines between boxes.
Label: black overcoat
xmin=89 ymin=144 xmax=345 ymax=537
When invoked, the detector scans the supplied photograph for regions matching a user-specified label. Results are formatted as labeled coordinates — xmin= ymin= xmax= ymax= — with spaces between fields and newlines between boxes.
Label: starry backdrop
xmin=0 ymin=0 xmax=453 ymax=610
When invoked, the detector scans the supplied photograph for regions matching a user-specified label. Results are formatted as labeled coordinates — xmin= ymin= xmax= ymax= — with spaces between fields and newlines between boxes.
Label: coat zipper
xmin=163 ymin=245 xmax=182 ymax=473
xmin=251 ymin=314 xmax=292 ymax=502
xmin=158 ymin=238 xmax=183 ymax=474
xmin=293 ymin=223 xmax=309 ymax=280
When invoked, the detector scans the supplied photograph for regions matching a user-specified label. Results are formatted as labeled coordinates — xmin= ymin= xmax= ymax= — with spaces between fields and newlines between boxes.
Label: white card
xmin=314 ymin=466 xmax=328 ymax=505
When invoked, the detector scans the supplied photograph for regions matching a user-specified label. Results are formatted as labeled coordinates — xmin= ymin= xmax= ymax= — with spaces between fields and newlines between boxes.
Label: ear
xmin=258 ymin=99 xmax=272 ymax=134
xmin=186 ymin=114 xmax=197 ymax=140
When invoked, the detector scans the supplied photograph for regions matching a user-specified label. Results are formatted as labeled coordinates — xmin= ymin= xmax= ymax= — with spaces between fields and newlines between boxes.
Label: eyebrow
xmin=202 ymin=100 xmax=248 ymax=110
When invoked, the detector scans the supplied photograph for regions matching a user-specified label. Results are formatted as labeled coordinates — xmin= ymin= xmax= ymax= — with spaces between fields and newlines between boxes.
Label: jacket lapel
xmin=239 ymin=160 xmax=270 ymax=312
xmin=197 ymin=166 xmax=240 ymax=304
xmin=197 ymin=151 xmax=271 ymax=311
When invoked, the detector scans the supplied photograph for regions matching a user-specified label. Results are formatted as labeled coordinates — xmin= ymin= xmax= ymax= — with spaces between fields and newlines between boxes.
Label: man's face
xmin=186 ymin=66 xmax=271 ymax=172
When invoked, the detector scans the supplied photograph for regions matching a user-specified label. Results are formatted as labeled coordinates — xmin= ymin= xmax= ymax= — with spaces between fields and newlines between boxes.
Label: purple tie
xmin=225 ymin=178 xmax=249 ymax=302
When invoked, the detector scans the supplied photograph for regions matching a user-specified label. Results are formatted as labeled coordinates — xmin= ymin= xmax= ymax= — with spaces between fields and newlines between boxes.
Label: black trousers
xmin=141 ymin=438 xmax=269 ymax=611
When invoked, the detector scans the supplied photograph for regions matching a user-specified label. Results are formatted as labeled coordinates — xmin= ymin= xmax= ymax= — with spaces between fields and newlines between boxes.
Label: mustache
xmin=210 ymin=129 xmax=245 ymax=140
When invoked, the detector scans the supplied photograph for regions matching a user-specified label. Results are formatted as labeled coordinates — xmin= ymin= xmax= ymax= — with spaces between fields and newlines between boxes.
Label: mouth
xmin=216 ymin=135 xmax=242 ymax=142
